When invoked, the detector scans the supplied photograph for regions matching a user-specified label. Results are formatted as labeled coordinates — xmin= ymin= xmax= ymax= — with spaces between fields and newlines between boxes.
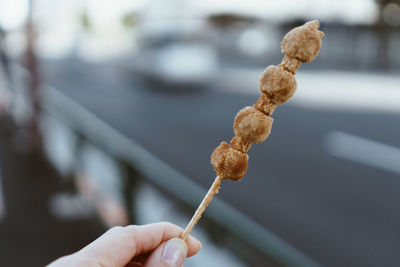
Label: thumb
xmin=144 ymin=238 xmax=188 ymax=267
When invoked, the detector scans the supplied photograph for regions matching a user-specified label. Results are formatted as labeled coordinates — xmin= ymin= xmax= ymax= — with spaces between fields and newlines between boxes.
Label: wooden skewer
xmin=181 ymin=175 xmax=223 ymax=241
xmin=181 ymin=19 xmax=324 ymax=245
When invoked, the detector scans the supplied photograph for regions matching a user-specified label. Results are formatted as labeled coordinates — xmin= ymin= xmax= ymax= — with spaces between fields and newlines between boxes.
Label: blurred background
xmin=0 ymin=0 xmax=400 ymax=266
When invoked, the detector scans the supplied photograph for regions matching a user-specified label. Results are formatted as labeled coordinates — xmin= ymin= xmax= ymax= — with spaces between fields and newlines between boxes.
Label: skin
xmin=47 ymin=222 xmax=202 ymax=267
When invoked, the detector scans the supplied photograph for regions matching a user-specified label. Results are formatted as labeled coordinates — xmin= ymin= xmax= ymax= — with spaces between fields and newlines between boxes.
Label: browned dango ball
xmin=258 ymin=65 xmax=297 ymax=105
xmin=233 ymin=106 xmax=273 ymax=145
xmin=211 ymin=142 xmax=248 ymax=181
xmin=281 ymin=20 xmax=324 ymax=63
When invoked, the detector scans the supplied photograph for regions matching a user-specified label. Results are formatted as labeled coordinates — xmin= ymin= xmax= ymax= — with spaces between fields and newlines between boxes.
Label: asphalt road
xmin=43 ymin=58 xmax=400 ymax=267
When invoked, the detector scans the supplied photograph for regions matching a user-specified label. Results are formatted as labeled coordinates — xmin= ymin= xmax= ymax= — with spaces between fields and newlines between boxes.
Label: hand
xmin=48 ymin=222 xmax=202 ymax=267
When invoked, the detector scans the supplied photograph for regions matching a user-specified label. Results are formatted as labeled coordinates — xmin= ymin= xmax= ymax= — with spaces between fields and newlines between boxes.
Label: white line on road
xmin=325 ymin=131 xmax=400 ymax=174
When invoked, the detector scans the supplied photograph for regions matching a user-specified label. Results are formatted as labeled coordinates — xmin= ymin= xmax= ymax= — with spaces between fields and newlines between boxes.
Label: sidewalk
xmin=0 ymin=115 xmax=105 ymax=267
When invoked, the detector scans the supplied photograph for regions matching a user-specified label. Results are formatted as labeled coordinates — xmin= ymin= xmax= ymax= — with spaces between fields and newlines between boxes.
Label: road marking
xmin=0 ymin=163 xmax=5 ymax=221
xmin=325 ymin=131 xmax=400 ymax=174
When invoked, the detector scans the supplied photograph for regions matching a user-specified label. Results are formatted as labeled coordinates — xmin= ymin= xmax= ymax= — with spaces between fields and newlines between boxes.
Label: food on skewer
xmin=181 ymin=20 xmax=324 ymax=241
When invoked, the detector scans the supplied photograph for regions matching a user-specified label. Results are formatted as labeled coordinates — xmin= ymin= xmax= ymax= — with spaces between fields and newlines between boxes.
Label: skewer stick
xmin=181 ymin=175 xmax=223 ymax=241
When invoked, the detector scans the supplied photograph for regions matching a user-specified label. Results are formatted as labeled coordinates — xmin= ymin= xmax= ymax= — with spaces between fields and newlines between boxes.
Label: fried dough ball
xmin=211 ymin=142 xmax=248 ymax=181
xmin=281 ymin=20 xmax=324 ymax=63
xmin=258 ymin=65 xmax=297 ymax=105
xmin=233 ymin=107 xmax=273 ymax=144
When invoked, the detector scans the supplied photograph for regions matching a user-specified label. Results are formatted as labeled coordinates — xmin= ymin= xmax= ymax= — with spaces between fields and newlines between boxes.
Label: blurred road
xmin=43 ymin=58 xmax=400 ymax=267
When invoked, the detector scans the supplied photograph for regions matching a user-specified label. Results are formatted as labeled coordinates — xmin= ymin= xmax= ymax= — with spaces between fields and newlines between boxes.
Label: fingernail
xmin=161 ymin=238 xmax=188 ymax=267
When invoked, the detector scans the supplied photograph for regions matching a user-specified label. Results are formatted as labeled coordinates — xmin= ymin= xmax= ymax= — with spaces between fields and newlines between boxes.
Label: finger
xmin=131 ymin=222 xmax=201 ymax=257
xmin=144 ymin=238 xmax=187 ymax=267
xmin=132 ymin=231 xmax=203 ymax=265
xmin=77 ymin=222 xmax=201 ymax=267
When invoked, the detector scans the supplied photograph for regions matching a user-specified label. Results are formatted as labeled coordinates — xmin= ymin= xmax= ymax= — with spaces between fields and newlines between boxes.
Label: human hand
xmin=47 ymin=222 xmax=202 ymax=267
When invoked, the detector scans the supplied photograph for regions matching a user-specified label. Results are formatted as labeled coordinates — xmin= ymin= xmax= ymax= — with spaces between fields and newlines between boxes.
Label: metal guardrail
xmin=41 ymin=85 xmax=321 ymax=267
